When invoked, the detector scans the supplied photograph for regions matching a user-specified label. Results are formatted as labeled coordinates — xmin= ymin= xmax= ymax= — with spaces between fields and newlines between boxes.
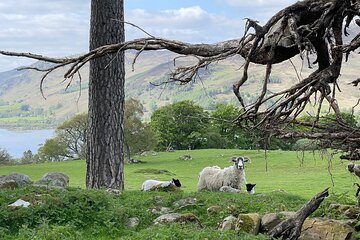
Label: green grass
xmin=0 ymin=103 xmax=21 ymax=112
xmin=0 ymin=149 xmax=358 ymax=239
xmin=0 ymin=149 xmax=356 ymax=199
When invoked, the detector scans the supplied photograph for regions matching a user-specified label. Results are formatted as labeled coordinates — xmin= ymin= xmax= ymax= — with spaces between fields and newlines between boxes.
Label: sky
xmin=0 ymin=0 xmax=297 ymax=72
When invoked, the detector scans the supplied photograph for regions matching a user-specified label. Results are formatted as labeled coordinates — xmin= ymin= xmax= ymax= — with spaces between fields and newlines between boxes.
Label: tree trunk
xmin=86 ymin=0 xmax=125 ymax=190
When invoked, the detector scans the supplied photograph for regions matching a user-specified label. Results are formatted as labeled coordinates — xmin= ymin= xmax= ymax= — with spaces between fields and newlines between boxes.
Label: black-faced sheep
xmin=197 ymin=156 xmax=248 ymax=192
xmin=141 ymin=178 xmax=181 ymax=191
xmin=219 ymin=183 xmax=256 ymax=194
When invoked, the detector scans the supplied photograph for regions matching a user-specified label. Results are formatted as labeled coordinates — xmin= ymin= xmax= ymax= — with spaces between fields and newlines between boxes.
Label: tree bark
xmin=86 ymin=0 xmax=125 ymax=190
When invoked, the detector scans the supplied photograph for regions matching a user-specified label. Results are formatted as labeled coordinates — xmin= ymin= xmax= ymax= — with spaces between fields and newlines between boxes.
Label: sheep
xmin=348 ymin=163 xmax=360 ymax=178
xmin=197 ymin=156 xmax=248 ymax=192
xmin=219 ymin=183 xmax=256 ymax=194
xmin=246 ymin=183 xmax=256 ymax=194
xmin=141 ymin=178 xmax=181 ymax=192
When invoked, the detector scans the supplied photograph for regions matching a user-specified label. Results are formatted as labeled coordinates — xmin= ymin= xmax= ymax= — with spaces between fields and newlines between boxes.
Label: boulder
xmin=329 ymin=204 xmax=360 ymax=219
xmin=207 ymin=205 xmax=222 ymax=214
xmin=300 ymin=218 xmax=355 ymax=240
xmin=153 ymin=213 xmax=201 ymax=226
xmin=126 ymin=217 xmax=140 ymax=228
xmin=8 ymin=199 xmax=31 ymax=208
xmin=0 ymin=179 xmax=18 ymax=189
xmin=179 ymin=155 xmax=192 ymax=161
xmin=261 ymin=211 xmax=296 ymax=233
xmin=0 ymin=173 xmax=31 ymax=187
xmin=173 ymin=197 xmax=197 ymax=207
xmin=148 ymin=207 xmax=172 ymax=215
xmin=153 ymin=195 xmax=164 ymax=205
xmin=36 ymin=172 xmax=69 ymax=188
xmin=236 ymin=213 xmax=261 ymax=235
xmin=218 ymin=215 xmax=237 ymax=231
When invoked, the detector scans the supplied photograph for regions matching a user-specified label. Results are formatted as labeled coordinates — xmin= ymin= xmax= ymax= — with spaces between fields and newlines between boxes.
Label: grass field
xmin=0 ymin=149 xmax=356 ymax=199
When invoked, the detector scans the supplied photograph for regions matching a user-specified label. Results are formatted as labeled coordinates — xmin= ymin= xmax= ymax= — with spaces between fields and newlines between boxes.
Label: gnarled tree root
xmin=268 ymin=188 xmax=329 ymax=240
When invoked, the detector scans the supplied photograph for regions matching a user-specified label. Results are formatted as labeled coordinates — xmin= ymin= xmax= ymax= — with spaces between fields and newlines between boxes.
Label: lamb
xmin=141 ymin=178 xmax=181 ymax=191
xmin=219 ymin=183 xmax=256 ymax=194
xmin=197 ymin=156 xmax=248 ymax=192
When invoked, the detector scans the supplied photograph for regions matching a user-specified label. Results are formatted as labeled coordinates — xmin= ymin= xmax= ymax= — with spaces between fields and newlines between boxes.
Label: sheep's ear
xmin=230 ymin=157 xmax=237 ymax=162
xmin=243 ymin=156 xmax=250 ymax=162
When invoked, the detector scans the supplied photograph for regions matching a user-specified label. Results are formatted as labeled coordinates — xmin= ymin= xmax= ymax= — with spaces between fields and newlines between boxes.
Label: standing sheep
xmin=197 ymin=156 xmax=248 ymax=192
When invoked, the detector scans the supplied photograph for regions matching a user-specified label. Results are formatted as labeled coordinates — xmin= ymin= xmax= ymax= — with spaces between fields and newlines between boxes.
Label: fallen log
xmin=269 ymin=188 xmax=329 ymax=240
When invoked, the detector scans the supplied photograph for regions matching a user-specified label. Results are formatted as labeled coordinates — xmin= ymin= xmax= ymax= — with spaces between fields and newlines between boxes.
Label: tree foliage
xmin=56 ymin=113 xmax=87 ymax=159
xmin=151 ymin=101 xmax=209 ymax=150
xmin=124 ymin=98 xmax=155 ymax=160
xmin=0 ymin=148 xmax=12 ymax=165
xmin=38 ymin=138 xmax=68 ymax=162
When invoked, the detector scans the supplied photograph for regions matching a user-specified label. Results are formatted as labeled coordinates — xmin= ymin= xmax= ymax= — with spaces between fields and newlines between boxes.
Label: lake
xmin=0 ymin=129 xmax=54 ymax=158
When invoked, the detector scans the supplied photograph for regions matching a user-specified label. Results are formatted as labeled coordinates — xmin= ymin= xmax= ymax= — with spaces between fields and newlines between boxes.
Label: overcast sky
xmin=0 ymin=0 xmax=296 ymax=72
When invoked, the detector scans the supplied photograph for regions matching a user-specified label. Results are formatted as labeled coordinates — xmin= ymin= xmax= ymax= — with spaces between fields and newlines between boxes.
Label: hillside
xmin=0 ymin=50 xmax=359 ymax=125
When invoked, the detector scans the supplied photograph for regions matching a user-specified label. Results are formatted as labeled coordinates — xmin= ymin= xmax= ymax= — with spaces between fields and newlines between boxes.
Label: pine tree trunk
xmin=86 ymin=0 xmax=125 ymax=190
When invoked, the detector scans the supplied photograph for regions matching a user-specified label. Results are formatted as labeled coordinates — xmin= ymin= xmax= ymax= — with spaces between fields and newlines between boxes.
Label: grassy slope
xmin=0 ymin=149 xmax=356 ymax=199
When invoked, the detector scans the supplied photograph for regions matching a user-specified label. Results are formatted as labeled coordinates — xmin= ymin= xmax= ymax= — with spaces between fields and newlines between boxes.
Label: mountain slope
xmin=0 ymin=50 xmax=359 ymax=122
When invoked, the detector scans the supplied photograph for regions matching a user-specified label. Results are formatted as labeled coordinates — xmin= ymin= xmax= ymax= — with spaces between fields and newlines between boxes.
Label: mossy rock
xmin=236 ymin=213 xmax=261 ymax=235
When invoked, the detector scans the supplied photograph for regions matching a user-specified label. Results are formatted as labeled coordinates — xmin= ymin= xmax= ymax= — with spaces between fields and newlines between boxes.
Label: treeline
xmin=1 ymin=99 xmax=358 ymax=165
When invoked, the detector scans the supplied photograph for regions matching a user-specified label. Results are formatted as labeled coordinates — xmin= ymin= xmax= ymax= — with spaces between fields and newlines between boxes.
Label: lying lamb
xmin=141 ymin=178 xmax=181 ymax=192
xmin=219 ymin=183 xmax=256 ymax=194
xmin=197 ymin=156 xmax=248 ymax=192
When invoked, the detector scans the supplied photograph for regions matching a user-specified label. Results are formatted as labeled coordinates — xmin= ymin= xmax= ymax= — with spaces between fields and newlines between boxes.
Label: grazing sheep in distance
xmin=141 ymin=178 xmax=181 ymax=192
xmin=197 ymin=156 xmax=248 ymax=192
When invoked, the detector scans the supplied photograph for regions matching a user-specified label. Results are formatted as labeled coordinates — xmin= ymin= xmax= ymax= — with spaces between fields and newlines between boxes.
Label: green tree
xmin=124 ymin=98 xmax=155 ymax=161
xmin=20 ymin=150 xmax=34 ymax=164
xmin=57 ymin=113 xmax=87 ymax=159
xmin=0 ymin=148 xmax=12 ymax=165
xmin=38 ymin=138 xmax=69 ymax=162
xmin=151 ymin=101 xmax=209 ymax=150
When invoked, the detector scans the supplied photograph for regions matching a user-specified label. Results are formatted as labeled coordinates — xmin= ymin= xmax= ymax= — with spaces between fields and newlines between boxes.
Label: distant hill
xmin=0 ymin=50 xmax=359 ymax=125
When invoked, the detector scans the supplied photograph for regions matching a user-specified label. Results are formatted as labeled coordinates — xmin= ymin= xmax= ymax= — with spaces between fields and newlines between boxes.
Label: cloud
xmin=126 ymin=6 xmax=244 ymax=43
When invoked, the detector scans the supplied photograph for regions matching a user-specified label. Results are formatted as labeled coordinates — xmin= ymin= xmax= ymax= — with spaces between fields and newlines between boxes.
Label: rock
xmin=106 ymin=188 xmax=121 ymax=195
xmin=36 ymin=172 xmax=69 ymax=188
xmin=218 ymin=215 xmax=237 ymax=231
xmin=0 ymin=180 xmax=18 ymax=189
xmin=153 ymin=196 xmax=164 ymax=204
xmin=173 ymin=197 xmax=197 ymax=207
xmin=8 ymin=199 xmax=31 ymax=208
xmin=207 ymin=205 xmax=222 ymax=214
xmin=261 ymin=211 xmax=296 ymax=233
xmin=329 ymin=204 xmax=360 ymax=219
xmin=126 ymin=217 xmax=140 ymax=228
xmin=272 ymin=189 xmax=288 ymax=194
xmin=148 ymin=207 xmax=172 ymax=215
xmin=153 ymin=213 xmax=201 ymax=226
xmin=0 ymin=173 xmax=31 ymax=187
xmin=300 ymin=218 xmax=355 ymax=240
xmin=179 ymin=155 xmax=192 ymax=161
xmin=236 ymin=213 xmax=261 ymax=235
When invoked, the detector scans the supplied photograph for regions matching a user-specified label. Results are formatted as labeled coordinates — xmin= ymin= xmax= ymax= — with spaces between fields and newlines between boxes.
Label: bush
xmin=0 ymin=148 xmax=12 ymax=165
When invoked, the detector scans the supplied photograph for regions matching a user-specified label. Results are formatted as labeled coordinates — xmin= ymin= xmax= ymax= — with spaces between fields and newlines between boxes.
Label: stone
xmin=36 ymin=172 xmax=69 ymax=188
xmin=329 ymin=204 xmax=360 ymax=219
xmin=8 ymin=199 xmax=31 ymax=208
xmin=218 ymin=215 xmax=237 ymax=231
xmin=207 ymin=205 xmax=222 ymax=214
xmin=148 ymin=207 xmax=172 ymax=215
xmin=0 ymin=179 xmax=18 ymax=189
xmin=236 ymin=213 xmax=261 ymax=235
xmin=260 ymin=211 xmax=296 ymax=233
xmin=153 ymin=213 xmax=201 ymax=226
xmin=1 ymin=173 xmax=31 ymax=187
xmin=126 ymin=217 xmax=140 ymax=228
xmin=300 ymin=218 xmax=355 ymax=240
xmin=173 ymin=197 xmax=197 ymax=207
xmin=153 ymin=195 xmax=164 ymax=204
xmin=179 ymin=155 xmax=192 ymax=161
